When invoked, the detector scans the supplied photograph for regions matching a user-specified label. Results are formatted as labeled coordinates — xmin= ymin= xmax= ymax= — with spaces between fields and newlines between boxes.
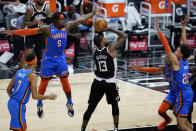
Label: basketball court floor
xmin=0 ymin=50 xmax=195 ymax=131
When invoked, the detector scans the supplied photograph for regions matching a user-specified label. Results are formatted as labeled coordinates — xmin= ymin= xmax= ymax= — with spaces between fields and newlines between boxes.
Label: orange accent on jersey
xmin=158 ymin=31 xmax=171 ymax=53
xmin=20 ymin=87 xmax=30 ymax=130
xmin=13 ymin=28 xmax=38 ymax=36
xmin=138 ymin=67 xmax=158 ymax=73
xmin=60 ymin=77 xmax=71 ymax=93
xmin=26 ymin=57 xmax=37 ymax=65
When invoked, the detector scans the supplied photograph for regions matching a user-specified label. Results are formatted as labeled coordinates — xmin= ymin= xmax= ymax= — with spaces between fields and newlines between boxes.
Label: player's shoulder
xmin=28 ymin=72 xmax=38 ymax=81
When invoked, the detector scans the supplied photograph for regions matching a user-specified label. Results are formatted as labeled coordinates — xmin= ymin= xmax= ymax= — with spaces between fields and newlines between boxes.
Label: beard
xmin=37 ymin=1 xmax=44 ymax=6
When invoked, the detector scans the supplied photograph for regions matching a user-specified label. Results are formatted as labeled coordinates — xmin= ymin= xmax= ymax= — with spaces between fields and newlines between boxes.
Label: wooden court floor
xmin=0 ymin=73 xmax=196 ymax=131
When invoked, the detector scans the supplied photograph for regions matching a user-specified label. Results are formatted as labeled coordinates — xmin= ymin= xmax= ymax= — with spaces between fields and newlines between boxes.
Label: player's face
xmin=56 ymin=18 xmax=65 ymax=29
xmin=174 ymin=47 xmax=183 ymax=58
xmin=37 ymin=0 xmax=44 ymax=6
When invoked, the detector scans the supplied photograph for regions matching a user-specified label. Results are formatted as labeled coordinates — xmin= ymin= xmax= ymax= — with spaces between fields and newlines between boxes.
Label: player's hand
xmin=35 ymin=20 xmax=44 ymax=26
xmin=181 ymin=15 xmax=189 ymax=26
xmin=129 ymin=64 xmax=139 ymax=71
xmin=100 ymin=26 xmax=108 ymax=32
xmin=156 ymin=17 xmax=160 ymax=31
xmin=2 ymin=29 xmax=14 ymax=37
xmin=48 ymin=93 xmax=57 ymax=100
xmin=94 ymin=7 xmax=102 ymax=15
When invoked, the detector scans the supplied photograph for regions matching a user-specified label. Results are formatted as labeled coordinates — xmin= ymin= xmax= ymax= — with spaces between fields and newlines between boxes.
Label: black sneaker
xmin=66 ymin=103 xmax=74 ymax=117
xmin=37 ymin=105 xmax=44 ymax=119
xmin=114 ymin=128 xmax=118 ymax=131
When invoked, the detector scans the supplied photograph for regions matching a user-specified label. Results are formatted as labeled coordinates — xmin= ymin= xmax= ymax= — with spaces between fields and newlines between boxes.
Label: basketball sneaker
xmin=66 ymin=103 xmax=74 ymax=117
xmin=114 ymin=127 xmax=118 ymax=131
xmin=37 ymin=105 xmax=44 ymax=119
xmin=157 ymin=117 xmax=172 ymax=130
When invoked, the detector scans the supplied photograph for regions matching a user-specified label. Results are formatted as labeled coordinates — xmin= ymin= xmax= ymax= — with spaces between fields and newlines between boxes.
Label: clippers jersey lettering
xmin=94 ymin=47 xmax=117 ymax=79
xmin=174 ymin=59 xmax=191 ymax=91
xmin=45 ymin=24 xmax=67 ymax=57
xmin=29 ymin=3 xmax=47 ymax=28
xmin=10 ymin=69 xmax=32 ymax=104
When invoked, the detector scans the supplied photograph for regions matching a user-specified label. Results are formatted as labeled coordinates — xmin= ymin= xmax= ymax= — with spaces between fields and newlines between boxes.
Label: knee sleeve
xmin=83 ymin=104 xmax=97 ymax=121
xmin=112 ymin=103 xmax=119 ymax=116
xmin=60 ymin=77 xmax=71 ymax=93
xmin=158 ymin=102 xmax=170 ymax=115
xmin=38 ymin=78 xmax=50 ymax=95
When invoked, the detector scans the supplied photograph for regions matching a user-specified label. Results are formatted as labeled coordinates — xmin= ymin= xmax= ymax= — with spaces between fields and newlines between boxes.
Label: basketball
xmin=94 ymin=18 xmax=108 ymax=32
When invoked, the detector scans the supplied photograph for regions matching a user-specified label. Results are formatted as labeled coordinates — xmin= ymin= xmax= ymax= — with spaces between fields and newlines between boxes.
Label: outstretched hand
xmin=2 ymin=29 xmax=14 ymax=37
xmin=48 ymin=92 xmax=57 ymax=100
xmin=181 ymin=15 xmax=189 ymax=26
xmin=94 ymin=7 xmax=103 ymax=15
xmin=128 ymin=64 xmax=139 ymax=71
xmin=156 ymin=17 xmax=160 ymax=31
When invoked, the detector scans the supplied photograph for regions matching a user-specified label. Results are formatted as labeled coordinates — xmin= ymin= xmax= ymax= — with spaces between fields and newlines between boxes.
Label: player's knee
xmin=60 ymin=77 xmax=71 ymax=93
xmin=158 ymin=107 xmax=166 ymax=115
xmin=112 ymin=103 xmax=119 ymax=116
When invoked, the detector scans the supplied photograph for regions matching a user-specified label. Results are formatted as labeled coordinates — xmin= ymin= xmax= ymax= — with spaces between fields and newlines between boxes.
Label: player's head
xmin=26 ymin=53 xmax=37 ymax=68
xmin=93 ymin=33 xmax=106 ymax=49
xmin=175 ymin=44 xmax=193 ymax=59
xmin=52 ymin=12 xmax=65 ymax=29
xmin=36 ymin=0 xmax=44 ymax=6
xmin=68 ymin=4 xmax=76 ymax=14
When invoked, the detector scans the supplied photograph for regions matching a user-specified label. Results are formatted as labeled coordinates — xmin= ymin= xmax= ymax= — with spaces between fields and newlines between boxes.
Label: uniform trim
xmin=175 ymin=81 xmax=183 ymax=116
xmin=10 ymin=127 xmax=22 ymax=131
xmin=19 ymin=87 xmax=30 ymax=130
xmin=163 ymin=99 xmax=173 ymax=108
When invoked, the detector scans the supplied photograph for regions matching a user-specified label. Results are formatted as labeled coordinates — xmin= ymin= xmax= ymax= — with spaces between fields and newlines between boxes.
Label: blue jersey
xmin=10 ymin=69 xmax=32 ymax=104
xmin=174 ymin=59 xmax=192 ymax=91
xmin=165 ymin=66 xmax=175 ymax=93
xmin=44 ymin=24 xmax=67 ymax=57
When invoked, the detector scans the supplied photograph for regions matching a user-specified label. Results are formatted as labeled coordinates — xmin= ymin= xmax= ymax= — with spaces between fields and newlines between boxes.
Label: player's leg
xmin=106 ymin=83 xmax=120 ymax=131
xmin=8 ymin=99 xmax=27 ymax=131
xmin=59 ymin=76 xmax=74 ymax=117
xmin=175 ymin=93 xmax=193 ymax=131
xmin=55 ymin=55 xmax=74 ymax=117
xmin=37 ymin=56 xmax=54 ymax=118
xmin=81 ymin=79 xmax=105 ymax=131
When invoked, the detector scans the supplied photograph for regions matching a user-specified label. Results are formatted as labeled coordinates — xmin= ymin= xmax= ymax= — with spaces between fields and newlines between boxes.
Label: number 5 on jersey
xmin=58 ymin=40 xmax=61 ymax=47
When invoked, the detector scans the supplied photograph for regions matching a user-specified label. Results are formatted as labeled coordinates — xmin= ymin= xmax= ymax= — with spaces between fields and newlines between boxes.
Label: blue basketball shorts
xmin=163 ymin=90 xmax=176 ymax=108
xmin=40 ymin=54 xmax=69 ymax=78
xmin=175 ymin=89 xmax=194 ymax=117
xmin=8 ymin=99 xmax=27 ymax=130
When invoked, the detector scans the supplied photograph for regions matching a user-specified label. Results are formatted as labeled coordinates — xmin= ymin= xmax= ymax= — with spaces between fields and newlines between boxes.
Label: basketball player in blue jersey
xmin=3 ymin=8 xmax=102 ymax=118
xmin=156 ymin=17 xmax=194 ymax=131
xmin=81 ymin=27 xmax=127 ymax=131
xmin=7 ymin=54 xmax=57 ymax=131
xmin=131 ymin=56 xmax=176 ymax=130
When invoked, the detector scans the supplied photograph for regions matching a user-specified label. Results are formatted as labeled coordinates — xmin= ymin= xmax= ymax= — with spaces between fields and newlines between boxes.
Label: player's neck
xmin=35 ymin=3 xmax=44 ymax=10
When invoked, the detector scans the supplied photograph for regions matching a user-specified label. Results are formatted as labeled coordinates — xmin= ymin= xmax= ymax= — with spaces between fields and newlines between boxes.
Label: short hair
xmin=26 ymin=53 xmax=36 ymax=62
xmin=93 ymin=33 xmax=104 ymax=49
xmin=180 ymin=44 xmax=193 ymax=59
xmin=52 ymin=12 xmax=65 ymax=24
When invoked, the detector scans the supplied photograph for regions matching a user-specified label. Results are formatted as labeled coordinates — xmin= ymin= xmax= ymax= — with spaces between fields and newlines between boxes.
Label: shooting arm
xmin=108 ymin=28 xmax=128 ymax=52
xmin=23 ymin=6 xmax=37 ymax=27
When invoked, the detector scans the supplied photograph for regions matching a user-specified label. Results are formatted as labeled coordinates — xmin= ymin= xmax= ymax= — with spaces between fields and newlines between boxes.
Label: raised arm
xmin=7 ymin=76 xmax=15 ymax=97
xmin=107 ymin=28 xmax=128 ymax=53
xmin=3 ymin=25 xmax=51 ymax=37
xmin=29 ymin=73 xmax=57 ymax=100
xmin=181 ymin=15 xmax=189 ymax=45
xmin=156 ymin=17 xmax=179 ymax=71
xmin=65 ymin=7 xmax=101 ymax=31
